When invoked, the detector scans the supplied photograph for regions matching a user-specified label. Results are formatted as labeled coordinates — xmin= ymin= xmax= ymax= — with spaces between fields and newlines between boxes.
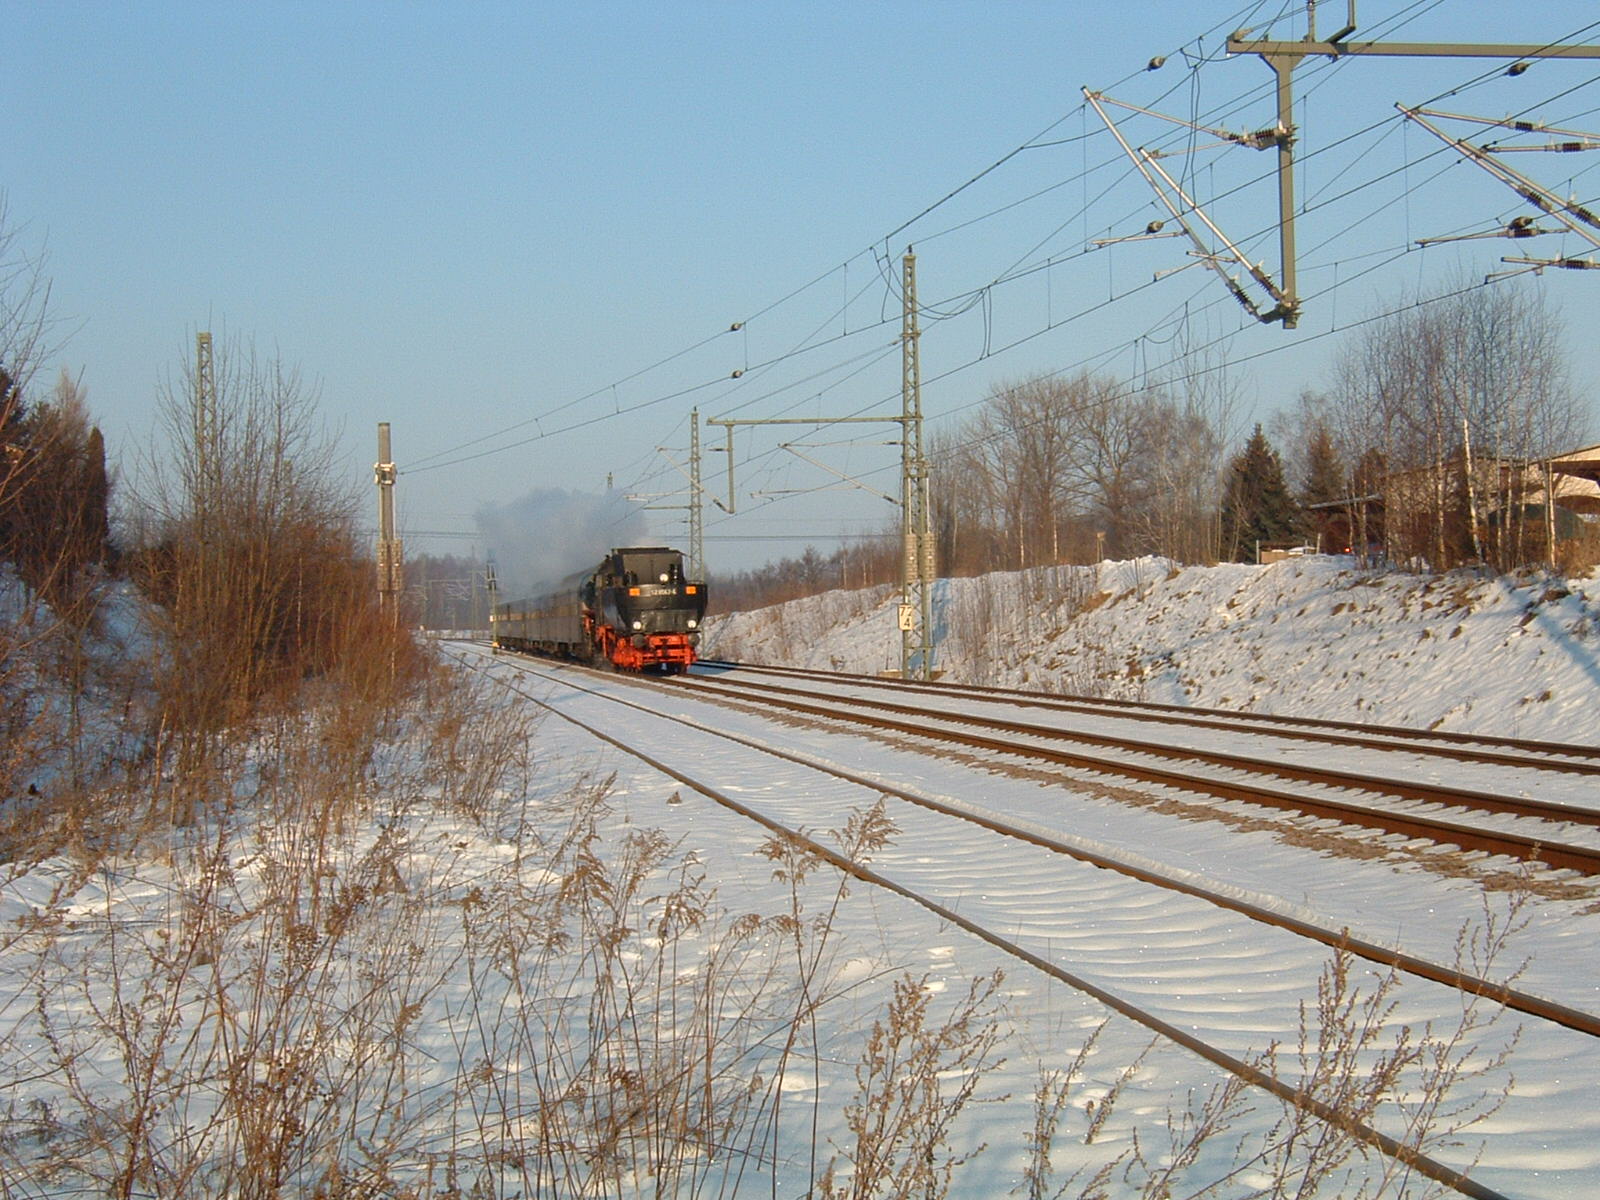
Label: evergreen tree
xmin=81 ymin=426 xmax=111 ymax=568
xmin=1220 ymin=425 xmax=1299 ymax=562
xmin=1300 ymin=424 xmax=1345 ymax=509
xmin=0 ymin=373 xmax=112 ymax=601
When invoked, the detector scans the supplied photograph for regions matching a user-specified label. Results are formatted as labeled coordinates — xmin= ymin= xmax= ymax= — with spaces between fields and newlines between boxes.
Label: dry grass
xmin=0 ymin=571 xmax=1537 ymax=1200
xmin=0 ymin=677 xmax=1015 ymax=1198
xmin=816 ymin=970 xmax=1006 ymax=1199
xmin=1013 ymin=916 xmax=1520 ymax=1200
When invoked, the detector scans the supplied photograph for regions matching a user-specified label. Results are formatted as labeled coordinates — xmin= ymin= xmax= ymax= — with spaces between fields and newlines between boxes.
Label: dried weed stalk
xmin=817 ymin=969 xmax=1007 ymax=1200
xmin=1017 ymin=906 xmax=1525 ymax=1200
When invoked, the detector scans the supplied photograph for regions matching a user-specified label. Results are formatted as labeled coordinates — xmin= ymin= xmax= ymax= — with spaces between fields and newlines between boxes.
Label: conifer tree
xmin=1220 ymin=424 xmax=1299 ymax=562
xmin=0 ymin=373 xmax=111 ymax=602
xmin=1300 ymin=425 xmax=1345 ymax=509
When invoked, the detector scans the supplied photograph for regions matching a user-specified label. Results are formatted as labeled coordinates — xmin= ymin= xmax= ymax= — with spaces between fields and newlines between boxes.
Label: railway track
xmin=696 ymin=659 xmax=1600 ymax=774
xmin=679 ymin=661 xmax=1600 ymax=877
xmin=449 ymin=642 xmax=1600 ymax=1199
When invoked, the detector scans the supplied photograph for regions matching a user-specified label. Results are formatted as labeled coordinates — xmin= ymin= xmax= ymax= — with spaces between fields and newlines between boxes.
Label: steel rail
xmin=465 ymin=647 xmax=1600 ymax=1033
xmin=696 ymin=658 xmax=1600 ymax=771
xmin=677 ymin=673 xmax=1600 ymax=876
xmin=687 ymin=672 xmax=1600 ymax=825
xmin=459 ymin=647 xmax=1516 ymax=1200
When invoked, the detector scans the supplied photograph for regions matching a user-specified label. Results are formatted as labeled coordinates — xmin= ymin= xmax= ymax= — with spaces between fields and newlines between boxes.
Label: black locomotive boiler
xmin=492 ymin=546 xmax=707 ymax=673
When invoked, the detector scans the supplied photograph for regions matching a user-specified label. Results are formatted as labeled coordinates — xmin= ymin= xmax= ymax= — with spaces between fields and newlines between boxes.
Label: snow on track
xmin=467 ymin=642 xmax=1600 ymax=1197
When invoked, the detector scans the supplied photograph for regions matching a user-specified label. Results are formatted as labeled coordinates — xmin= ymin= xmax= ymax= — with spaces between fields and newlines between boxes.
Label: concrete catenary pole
xmin=900 ymin=248 xmax=935 ymax=680
xmin=375 ymin=422 xmax=403 ymax=622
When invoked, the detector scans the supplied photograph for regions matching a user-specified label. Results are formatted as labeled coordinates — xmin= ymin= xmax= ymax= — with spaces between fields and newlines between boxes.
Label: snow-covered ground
xmin=3 ymin=557 xmax=1600 ymax=1196
xmin=706 ymin=555 xmax=1600 ymax=743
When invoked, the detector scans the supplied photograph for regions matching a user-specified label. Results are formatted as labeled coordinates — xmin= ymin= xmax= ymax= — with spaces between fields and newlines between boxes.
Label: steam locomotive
xmin=491 ymin=546 xmax=707 ymax=673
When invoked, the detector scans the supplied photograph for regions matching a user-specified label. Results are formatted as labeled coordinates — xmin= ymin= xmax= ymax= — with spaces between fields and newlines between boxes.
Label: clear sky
xmin=6 ymin=1 xmax=1600 ymax=587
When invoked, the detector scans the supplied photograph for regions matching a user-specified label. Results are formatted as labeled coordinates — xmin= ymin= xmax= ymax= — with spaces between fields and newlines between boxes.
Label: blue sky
xmin=7 ymin=1 xmax=1600 ymax=582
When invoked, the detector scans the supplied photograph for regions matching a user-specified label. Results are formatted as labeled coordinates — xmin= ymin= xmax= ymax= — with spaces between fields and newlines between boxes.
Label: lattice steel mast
xmin=194 ymin=332 xmax=219 ymax=517
xmin=706 ymin=249 xmax=936 ymax=679
xmin=689 ymin=407 xmax=705 ymax=580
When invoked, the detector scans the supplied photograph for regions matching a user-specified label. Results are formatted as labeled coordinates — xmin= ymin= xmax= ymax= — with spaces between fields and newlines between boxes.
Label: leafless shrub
xmin=416 ymin=667 xmax=539 ymax=825
xmin=1014 ymin=1025 xmax=1129 ymax=1200
xmin=1017 ymin=913 xmax=1522 ymax=1199
xmin=126 ymin=334 xmax=425 ymax=790
xmin=816 ymin=969 xmax=1006 ymax=1200
xmin=750 ymin=798 xmax=901 ymax=1185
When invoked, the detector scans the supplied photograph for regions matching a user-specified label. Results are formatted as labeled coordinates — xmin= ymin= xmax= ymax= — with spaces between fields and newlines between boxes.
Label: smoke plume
xmin=476 ymin=487 xmax=647 ymax=600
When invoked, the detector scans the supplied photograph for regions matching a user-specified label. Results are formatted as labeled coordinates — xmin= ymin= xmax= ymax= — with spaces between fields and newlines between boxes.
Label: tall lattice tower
xmin=194 ymin=332 xmax=219 ymax=516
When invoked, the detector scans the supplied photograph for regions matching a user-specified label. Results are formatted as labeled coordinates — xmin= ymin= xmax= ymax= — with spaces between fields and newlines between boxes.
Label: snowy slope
xmin=705 ymin=555 xmax=1600 ymax=743
xmin=6 ymin=561 xmax=1600 ymax=1196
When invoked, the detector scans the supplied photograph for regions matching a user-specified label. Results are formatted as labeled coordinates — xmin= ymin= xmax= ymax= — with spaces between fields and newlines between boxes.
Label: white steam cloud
xmin=477 ymin=488 xmax=647 ymax=600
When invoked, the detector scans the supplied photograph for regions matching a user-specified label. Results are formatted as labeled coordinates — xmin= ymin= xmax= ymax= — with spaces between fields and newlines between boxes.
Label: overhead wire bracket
xmin=1487 ymin=254 xmax=1600 ymax=281
xmin=1085 ymin=88 xmax=1295 ymax=325
xmin=1091 ymin=220 xmax=1185 ymax=248
xmin=1410 ymin=107 xmax=1600 ymax=152
xmin=778 ymin=442 xmax=900 ymax=505
xmin=1398 ymin=104 xmax=1600 ymax=254
xmin=1088 ymin=90 xmax=1287 ymax=154
xmin=1415 ymin=214 xmax=1556 ymax=246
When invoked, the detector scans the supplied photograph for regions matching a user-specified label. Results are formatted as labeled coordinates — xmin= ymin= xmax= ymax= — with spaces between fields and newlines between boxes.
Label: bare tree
xmin=1131 ymin=392 xmax=1225 ymax=563
xmin=1135 ymin=325 xmax=1242 ymax=565
xmin=1330 ymin=279 xmax=1587 ymax=569
xmin=1071 ymin=374 xmax=1155 ymax=559
xmin=934 ymin=365 xmax=1232 ymax=572
xmin=968 ymin=374 xmax=1087 ymax=569
xmin=130 ymin=335 xmax=417 ymax=789
xmin=0 ymin=197 xmax=55 ymax=412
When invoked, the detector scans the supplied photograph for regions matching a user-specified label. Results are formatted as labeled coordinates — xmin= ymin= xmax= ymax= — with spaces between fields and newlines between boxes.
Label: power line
xmin=410 ymin=3 xmax=1317 ymax=481
xmin=452 ymin=9 xmax=1600 ymax=559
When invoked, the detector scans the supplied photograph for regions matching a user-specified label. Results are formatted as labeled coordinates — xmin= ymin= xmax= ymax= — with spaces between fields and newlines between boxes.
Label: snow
xmin=461 ymin=642 xmax=1599 ymax=1195
xmin=706 ymin=555 xmax=1600 ymax=743
xmin=4 ymin=557 xmax=1600 ymax=1196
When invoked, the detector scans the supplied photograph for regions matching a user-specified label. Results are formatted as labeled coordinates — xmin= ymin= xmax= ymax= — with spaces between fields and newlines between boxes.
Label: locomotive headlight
xmin=631 ymin=620 xmax=643 ymax=630
xmin=687 ymin=619 xmax=698 ymax=629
